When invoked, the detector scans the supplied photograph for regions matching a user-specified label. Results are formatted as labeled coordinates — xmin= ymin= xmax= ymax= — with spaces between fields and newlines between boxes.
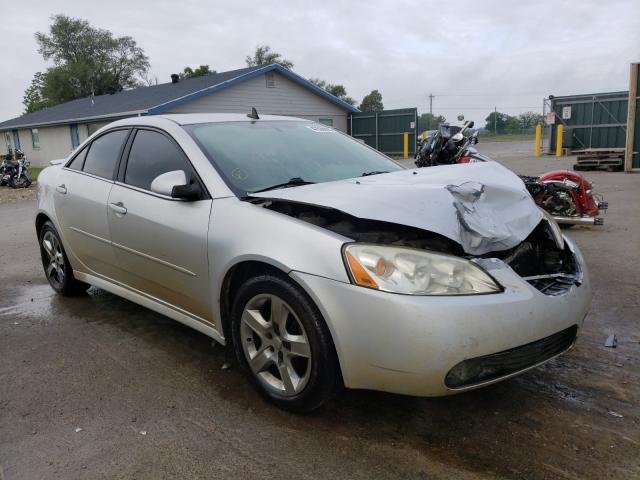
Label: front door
xmin=53 ymin=129 xmax=130 ymax=278
xmin=106 ymin=128 xmax=213 ymax=322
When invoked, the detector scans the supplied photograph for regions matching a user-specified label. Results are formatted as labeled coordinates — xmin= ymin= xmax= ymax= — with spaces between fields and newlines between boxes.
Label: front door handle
xmin=56 ymin=184 xmax=67 ymax=194
xmin=109 ymin=202 xmax=127 ymax=215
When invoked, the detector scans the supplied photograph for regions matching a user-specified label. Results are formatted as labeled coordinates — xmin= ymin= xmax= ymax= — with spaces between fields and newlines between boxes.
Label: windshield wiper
xmin=251 ymin=177 xmax=315 ymax=193
xmin=361 ymin=171 xmax=389 ymax=177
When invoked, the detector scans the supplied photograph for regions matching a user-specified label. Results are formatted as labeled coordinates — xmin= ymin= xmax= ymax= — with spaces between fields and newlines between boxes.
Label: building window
xmin=12 ymin=130 xmax=20 ymax=150
xmin=4 ymin=132 xmax=11 ymax=151
xmin=70 ymin=124 xmax=80 ymax=148
xmin=318 ymin=118 xmax=334 ymax=127
xmin=265 ymin=72 xmax=276 ymax=88
xmin=31 ymin=129 xmax=40 ymax=150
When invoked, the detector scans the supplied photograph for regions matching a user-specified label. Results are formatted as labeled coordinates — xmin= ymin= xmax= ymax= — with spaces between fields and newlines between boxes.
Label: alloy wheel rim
xmin=240 ymin=294 xmax=312 ymax=397
xmin=42 ymin=231 xmax=65 ymax=288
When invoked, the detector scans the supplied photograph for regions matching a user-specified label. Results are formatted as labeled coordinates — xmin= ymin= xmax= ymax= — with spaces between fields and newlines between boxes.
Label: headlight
xmin=343 ymin=244 xmax=501 ymax=295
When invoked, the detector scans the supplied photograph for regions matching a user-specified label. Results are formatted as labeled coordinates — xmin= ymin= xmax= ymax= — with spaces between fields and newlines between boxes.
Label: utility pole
xmin=428 ymin=93 xmax=434 ymax=115
xmin=494 ymin=106 xmax=497 ymax=135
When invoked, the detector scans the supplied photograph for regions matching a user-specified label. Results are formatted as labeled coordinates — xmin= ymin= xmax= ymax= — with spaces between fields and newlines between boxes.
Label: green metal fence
xmin=547 ymin=91 xmax=628 ymax=151
xmin=632 ymin=67 xmax=640 ymax=169
xmin=348 ymin=108 xmax=418 ymax=155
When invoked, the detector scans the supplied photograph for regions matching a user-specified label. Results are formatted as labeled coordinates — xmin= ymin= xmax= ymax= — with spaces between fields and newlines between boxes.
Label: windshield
xmin=185 ymin=120 xmax=403 ymax=194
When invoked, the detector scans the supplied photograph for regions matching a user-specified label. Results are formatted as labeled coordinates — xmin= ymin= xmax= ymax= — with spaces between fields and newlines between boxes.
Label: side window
xmin=31 ymin=129 xmax=40 ymax=150
xmin=82 ymin=129 xmax=129 ymax=179
xmin=67 ymin=146 xmax=88 ymax=170
xmin=124 ymin=130 xmax=193 ymax=191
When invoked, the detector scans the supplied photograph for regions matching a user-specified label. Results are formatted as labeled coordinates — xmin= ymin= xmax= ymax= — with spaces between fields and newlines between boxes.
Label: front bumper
xmin=290 ymin=237 xmax=591 ymax=397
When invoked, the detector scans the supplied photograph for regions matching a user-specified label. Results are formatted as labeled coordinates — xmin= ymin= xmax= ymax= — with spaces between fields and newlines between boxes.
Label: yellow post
xmin=556 ymin=124 xmax=564 ymax=157
xmin=403 ymin=132 xmax=409 ymax=159
xmin=421 ymin=131 xmax=427 ymax=141
xmin=534 ymin=123 xmax=542 ymax=157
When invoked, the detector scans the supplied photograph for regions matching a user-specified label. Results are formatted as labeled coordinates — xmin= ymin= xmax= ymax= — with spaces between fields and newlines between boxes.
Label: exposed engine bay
xmin=253 ymin=198 xmax=579 ymax=296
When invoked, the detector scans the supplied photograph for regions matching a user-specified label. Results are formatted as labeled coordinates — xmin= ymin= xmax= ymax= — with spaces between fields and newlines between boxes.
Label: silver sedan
xmin=36 ymin=114 xmax=591 ymax=411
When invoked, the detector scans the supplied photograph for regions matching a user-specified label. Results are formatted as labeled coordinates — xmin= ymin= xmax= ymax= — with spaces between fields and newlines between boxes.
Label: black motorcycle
xmin=0 ymin=149 xmax=32 ymax=188
xmin=415 ymin=121 xmax=477 ymax=167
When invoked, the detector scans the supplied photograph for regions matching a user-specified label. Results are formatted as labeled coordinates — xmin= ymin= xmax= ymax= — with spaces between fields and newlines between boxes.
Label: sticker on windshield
xmin=306 ymin=124 xmax=335 ymax=133
xmin=231 ymin=168 xmax=248 ymax=180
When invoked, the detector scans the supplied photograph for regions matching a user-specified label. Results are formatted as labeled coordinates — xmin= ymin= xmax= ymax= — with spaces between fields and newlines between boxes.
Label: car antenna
xmin=247 ymin=107 xmax=259 ymax=120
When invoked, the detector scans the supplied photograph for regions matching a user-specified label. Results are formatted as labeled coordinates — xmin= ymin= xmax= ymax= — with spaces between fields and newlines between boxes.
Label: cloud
xmin=1 ymin=0 xmax=638 ymax=127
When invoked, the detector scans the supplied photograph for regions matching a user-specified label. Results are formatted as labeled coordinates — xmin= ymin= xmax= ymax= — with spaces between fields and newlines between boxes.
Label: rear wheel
xmin=39 ymin=221 xmax=89 ymax=295
xmin=231 ymin=273 xmax=341 ymax=412
xmin=10 ymin=173 xmax=31 ymax=188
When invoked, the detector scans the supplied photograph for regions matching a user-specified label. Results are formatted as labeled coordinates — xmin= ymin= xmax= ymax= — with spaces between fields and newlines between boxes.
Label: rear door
xmin=54 ymin=128 xmax=130 ymax=277
xmin=106 ymin=128 xmax=213 ymax=323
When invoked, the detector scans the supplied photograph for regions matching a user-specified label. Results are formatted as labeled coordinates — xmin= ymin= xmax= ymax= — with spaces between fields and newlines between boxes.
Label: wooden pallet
xmin=573 ymin=149 xmax=624 ymax=171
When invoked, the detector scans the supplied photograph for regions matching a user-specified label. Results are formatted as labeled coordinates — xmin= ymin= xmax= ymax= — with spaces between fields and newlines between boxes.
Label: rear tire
xmin=10 ymin=174 xmax=31 ymax=188
xmin=231 ymin=273 xmax=341 ymax=412
xmin=39 ymin=221 xmax=89 ymax=296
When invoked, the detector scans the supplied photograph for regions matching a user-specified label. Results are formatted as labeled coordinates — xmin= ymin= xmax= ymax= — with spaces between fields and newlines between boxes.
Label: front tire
xmin=39 ymin=221 xmax=89 ymax=295
xmin=231 ymin=273 xmax=341 ymax=412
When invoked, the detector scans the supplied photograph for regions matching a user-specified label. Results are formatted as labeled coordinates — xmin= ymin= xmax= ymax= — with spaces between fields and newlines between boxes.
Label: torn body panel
xmin=250 ymin=162 xmax=543 ymax=256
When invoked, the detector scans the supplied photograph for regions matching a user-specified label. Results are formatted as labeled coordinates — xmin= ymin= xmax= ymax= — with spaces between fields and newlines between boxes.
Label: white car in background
xmin=35 ymin=113 xmax=591 ymax=411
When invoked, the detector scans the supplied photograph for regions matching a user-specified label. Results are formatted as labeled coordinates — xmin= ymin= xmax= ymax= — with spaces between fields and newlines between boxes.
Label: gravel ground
xmin=0 ymin=184 xmax=36 ymax=204
xmin=1 ymin=142 xmax=639 ymax=479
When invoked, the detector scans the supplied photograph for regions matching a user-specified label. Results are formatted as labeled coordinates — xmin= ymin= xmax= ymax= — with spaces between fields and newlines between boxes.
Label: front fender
xmin=208 ymin=197 xmax=351 ymax=336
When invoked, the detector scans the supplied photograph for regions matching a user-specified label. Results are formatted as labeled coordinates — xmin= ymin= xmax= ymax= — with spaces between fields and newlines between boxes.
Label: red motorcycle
xmin=416 ymin=122 xmax=607 ymax=227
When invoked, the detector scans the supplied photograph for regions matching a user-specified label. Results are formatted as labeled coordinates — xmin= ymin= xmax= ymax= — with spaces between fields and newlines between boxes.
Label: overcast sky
xmin=2 ymin=0 xmax=638 ymax=126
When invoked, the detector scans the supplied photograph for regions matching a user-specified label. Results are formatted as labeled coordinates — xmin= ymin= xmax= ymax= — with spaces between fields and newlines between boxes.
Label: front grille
xmin=445 ymin=325 xmax=578 ymax=389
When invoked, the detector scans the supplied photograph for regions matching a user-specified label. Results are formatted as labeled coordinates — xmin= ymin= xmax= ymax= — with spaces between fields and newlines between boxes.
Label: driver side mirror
xmin=150 ymin=170 xmax=201 ymax=200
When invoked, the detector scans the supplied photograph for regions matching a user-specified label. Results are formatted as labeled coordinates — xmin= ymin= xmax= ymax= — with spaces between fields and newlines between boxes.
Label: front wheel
xmin=231 ymin=273 xmax=341 ymax=412
xmin=39 ymin=221 xmax=89 ymax=295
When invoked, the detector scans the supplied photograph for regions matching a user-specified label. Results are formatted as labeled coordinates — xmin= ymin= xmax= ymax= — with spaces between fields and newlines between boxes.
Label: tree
xmin=179 ymin=65 xmax=215 ymax=80
xmin=484 ymin=111 xmax=513 ymax=133
xmin=22 ymin=72 xmax=50 ymax=113
xmin=518 ymin=111 xmax=544 ymax=129
xmin=245 ymin=45 xmax=293 ymax=69
xmin=309 ymin=78 xmax=356 ymax=106
xmin=24 ymin=15 xmax=150 ymax=108
xmin=418 ymin=113 xmax=447 ymax=131
xmin=359 ymin=90 xmax=384 ymax=112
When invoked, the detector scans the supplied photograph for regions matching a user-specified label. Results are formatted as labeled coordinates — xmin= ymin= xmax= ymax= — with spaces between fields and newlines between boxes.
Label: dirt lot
xmin=1 ymin=142 xmax=639 ymax=479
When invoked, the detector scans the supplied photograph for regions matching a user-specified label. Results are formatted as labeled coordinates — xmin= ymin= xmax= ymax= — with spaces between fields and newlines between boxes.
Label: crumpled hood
xmin=251 ymin=162 xmax=543 ymax=255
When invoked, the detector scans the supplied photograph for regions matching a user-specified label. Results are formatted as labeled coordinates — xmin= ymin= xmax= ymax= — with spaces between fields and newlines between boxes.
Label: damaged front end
xmin=478 ymin=217 xmax=581 ymax=296
xmin=251 ymin=198 xmax=580 ymax=297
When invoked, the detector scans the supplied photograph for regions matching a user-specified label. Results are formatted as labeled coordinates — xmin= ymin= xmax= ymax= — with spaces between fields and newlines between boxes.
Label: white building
xmin=0 ymin=64 xmax=358 ymax=166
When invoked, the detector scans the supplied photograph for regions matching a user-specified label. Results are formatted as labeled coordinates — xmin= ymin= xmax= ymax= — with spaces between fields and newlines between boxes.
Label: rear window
xmin=67 ymin=146 xmax=88 ymax=170
xmin=82 ymin=129 xmax=129 ymax=179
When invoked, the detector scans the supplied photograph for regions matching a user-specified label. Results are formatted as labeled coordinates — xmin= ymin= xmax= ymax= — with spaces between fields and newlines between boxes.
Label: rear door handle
xmin=56 ymin=184 xmax=67 ymax=194
xmin=109 ymin=202 xmax=127 ymax=215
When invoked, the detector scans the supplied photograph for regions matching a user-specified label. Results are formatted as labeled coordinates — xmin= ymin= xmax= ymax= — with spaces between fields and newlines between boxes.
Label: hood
xmin=251 ymin=162 xmax=543 ymax=255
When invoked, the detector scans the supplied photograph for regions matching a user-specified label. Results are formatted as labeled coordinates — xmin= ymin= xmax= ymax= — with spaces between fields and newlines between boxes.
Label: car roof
xmin=107 ymin=113 xmax=311 ymax=128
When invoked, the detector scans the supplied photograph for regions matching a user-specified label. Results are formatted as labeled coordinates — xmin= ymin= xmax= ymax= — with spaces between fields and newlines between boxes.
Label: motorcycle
xmin=415 ymin=121 xmax=608 ymax=227
xmin=0 ymin=149 xmax=14 ymax=186
xmin=0 ymin=149 xmax=32 ymax=188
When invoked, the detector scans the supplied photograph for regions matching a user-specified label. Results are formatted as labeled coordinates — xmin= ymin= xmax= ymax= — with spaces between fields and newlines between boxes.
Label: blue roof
xmin=0 ymin=64 xmax=358 ymax=130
